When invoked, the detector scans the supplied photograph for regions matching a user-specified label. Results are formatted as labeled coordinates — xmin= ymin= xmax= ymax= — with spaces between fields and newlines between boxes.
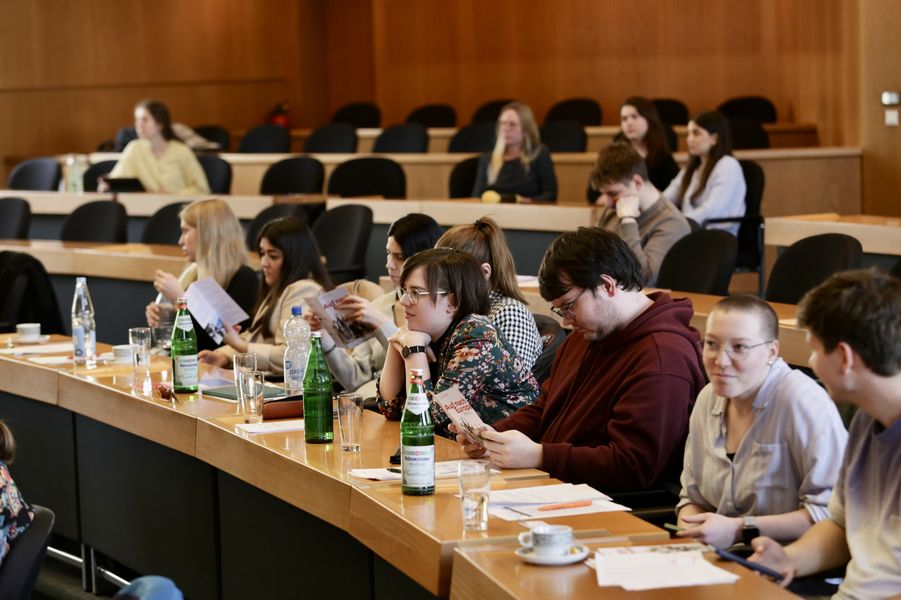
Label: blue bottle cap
xmin=291 ymin=306 xmax=302 ymax=316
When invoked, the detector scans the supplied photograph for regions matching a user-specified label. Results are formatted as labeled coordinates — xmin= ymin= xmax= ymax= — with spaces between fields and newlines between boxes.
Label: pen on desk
xmin=536 ymin=500 xmax=593 ymax=511
xmin=387 ymin=467 xmax=402 ymax=473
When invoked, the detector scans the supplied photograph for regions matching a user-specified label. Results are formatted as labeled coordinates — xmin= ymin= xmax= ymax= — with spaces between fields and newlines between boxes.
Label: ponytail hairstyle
xmin=0 ymin=420 xmax=17 ymax=464
xmin=436 ymin=216 xmax=527 ymax=304
xmin=675 ymin=111 xmax=734 ymax=208
xmin=135 ymin=99 xmax=177 ymax=141
xmin=488 ymin=102 xmax=542 ymax=185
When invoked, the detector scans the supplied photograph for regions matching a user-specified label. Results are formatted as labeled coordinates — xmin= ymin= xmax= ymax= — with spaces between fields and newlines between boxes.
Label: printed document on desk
xmin=305 ymin=287 xmax=376 ymax=349
xmin=595 ymin=549 xmax=739 ymax=590
xmin=185 ymin=276 xmax=250 ymax=344
xmin=488 ymin=483 xmax=630 ymax=521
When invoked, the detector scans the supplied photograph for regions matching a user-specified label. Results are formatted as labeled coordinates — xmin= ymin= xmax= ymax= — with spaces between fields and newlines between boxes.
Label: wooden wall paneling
xmin=325 ymin=0 xmax=376 ymax=122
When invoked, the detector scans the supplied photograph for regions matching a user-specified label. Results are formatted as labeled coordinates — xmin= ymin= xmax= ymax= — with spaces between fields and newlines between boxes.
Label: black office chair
xmin=312 ymin=204 xmax=373 ymax=284
xmin=448 ymin=157 xmax=481 ymax=198
xmin=0 ymin=251 xmax=65 ymax=334
xmin=114 ymin=126 xmax=138 ymax=151
xmin=0 ymin=197 xmax=31 ymax=239
xmin=539 ymin=120 xmax=587 ymax=152
xmin=447 ymin=122 xmax=496 ymax=153
xmin=372 ymin=123 xmax=429 ymax=153
xmin=197 ymin=155 xmax=232 ymax=194
xmin=61 ymin=200 xmax=127 ymax=243
xmin=331 ymin=102 xmax=381 ymax=128
xmin=471 ymin=99 xmax=514 ymax=123
xmin=728 ymin=116 xmax=770 ymax=150
xmin=531 ymin=314 xmax=567 ymax=385
xmin=245 ymin=204 xmax=311 ymax=250
xmin=142 ymin=202 xmax=184 ymax=245
xmin=685 ymin=217 xmax=701 ymax=233
xmin=890 ymin=257 xmax=901 ymax=279
xmin=260 ymin=156 xmax=325 ymax=195
xmin=238 ymin=124 xmax=291 ymax=153
xmin=406 ymin=103 xmax=456 ymax=128
xmin=652 ymin=98 xmax=690 ymax=126
xmin=327 ymin=157 xmax=406 ymax=199
xmin=718 ymin=95 xmax=778 ymax=123
xmin=7 ymin=158 xmax=62 ymax=191
xmin=303 ymin=123 xmax=358 ymax=154
xmin=656 ymin=230 xmax=738 ymax=295
xmin=663 ymin=124 xmax=678 ymax=152
xmin=765 ymin=234 xmax=863 ymax=304
xmin=544 ymin=98 xmax=602 ymax=126
xmin=193 ymin=124 xmax=230 ymax=151
xmin=704 ymin=159 xmax=766 ymax=294
xmin=0 ymin=505 xmax=55 ymax=600
xmin=82 ymin=160 xmax=117 ymax=192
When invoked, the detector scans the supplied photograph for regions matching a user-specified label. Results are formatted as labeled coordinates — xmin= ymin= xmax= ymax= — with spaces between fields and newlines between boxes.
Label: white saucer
xmin=98 ymin=352 xmax=131 ymax=364
xmin=515 ymin=544 xmax=590 ymax=566
xmin=13 ymin=335 xmax=49 ymax=344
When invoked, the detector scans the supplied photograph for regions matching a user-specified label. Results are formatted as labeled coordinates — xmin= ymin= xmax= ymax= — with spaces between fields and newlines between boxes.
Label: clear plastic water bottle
xmin=71 ymin=277 xmax=96 ymax=368
xmin=282 ymin=306 xmax=310 ymax=394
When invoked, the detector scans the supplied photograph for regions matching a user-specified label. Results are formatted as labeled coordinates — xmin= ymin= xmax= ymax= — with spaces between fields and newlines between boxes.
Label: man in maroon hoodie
xmin=455 ymin=227 xmax=705 ymax=492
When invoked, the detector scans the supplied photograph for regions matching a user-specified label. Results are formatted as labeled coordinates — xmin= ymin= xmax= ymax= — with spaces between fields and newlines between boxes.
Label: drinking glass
xmin=153 ymin=302 xmax=176 ymax=350
xmin=458 ymin=459 xmax=491 ymax=531
xmin=233 ymin=353 xmax=257 ymax=410
xmin=337 ymin=393 xmax=363 ymax=452
xmin=129 ymin=327 xmax=152 ymax=377
xmin=238 ymin=370 xmax=264 ymax=424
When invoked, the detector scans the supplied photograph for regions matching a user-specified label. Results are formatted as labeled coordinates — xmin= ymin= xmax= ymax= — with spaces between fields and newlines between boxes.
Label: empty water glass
xmin=129 ymin=327 xmax=152 ymax=377
xmin=238 ymin=370 xmax=264 ymax=424
xmin=458 ymin=459 xmax=491 ymax=532
xmin=233 ymin=353 xmax=257 ymax=410
xmin=337 ymin=393 xmax=364 ymax=452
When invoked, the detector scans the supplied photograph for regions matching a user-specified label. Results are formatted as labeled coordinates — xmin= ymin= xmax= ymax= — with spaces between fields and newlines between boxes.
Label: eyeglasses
xmin=702 ymin=339 xmax=774 ymax=361
xmin=550 ymin=289 xmax=586 ymax=319
xmin=396 ymin=287 xmax=448 ymax=306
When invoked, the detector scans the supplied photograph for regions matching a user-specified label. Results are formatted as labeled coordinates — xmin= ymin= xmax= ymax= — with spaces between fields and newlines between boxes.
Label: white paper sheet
xmin=27 ymin=356 xmax=72 ymax=365
xmin=0 ymin=342 xmax=73 ymax=356
xmin=489 ymin=499 xmax=630 ymax=521
xmin=489 ymin=483 xmax=610 ymax=505
xmin=235 ymin=419 xmax=305 ymax=434
xmin=350 ymin=460 xmax=499 ymax=481
xmin=185 ymin=276 xmax=250 ymax=344
xmin=595 ymin=550 xmax=739 ymax=590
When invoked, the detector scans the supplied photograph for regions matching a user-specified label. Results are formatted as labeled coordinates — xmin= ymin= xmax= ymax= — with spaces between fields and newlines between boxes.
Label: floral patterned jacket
xmin=0 ymin=460 xmax=33 ymax=567
xmin=377 ymin=314 xmax=539 ymax=437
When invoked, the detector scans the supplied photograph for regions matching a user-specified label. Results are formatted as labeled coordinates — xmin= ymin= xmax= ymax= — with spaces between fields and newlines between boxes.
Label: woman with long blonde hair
xmin=472 ymin=102 xmax=557 ymax=202
xmin=145 ymin=198 xmax=258 ymax=351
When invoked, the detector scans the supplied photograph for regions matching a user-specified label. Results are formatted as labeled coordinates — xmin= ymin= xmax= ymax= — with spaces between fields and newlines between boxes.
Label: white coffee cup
xmin=16 ymin=323 xmax=41 ymax=340
xmin=112 ymin=344 xmax=134 ymax=363
xmin=518 ymin=524 xmax=573 ymax=557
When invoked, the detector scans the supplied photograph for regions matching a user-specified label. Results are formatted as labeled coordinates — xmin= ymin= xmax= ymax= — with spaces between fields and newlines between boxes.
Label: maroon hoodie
xmin=494 ymin=292 xmax=704 ymax=492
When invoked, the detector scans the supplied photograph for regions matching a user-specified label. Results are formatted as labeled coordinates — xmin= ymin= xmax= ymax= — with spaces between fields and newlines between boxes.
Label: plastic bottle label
xmin=175 ymin=314 xmax=193 ymax=331
xmin=173 ymin=354 xmax=198 ymax=387
xmin=73 ymin=326 xmax=84 ymax=358
xmin=405 ymin=392 xmax=430 ymax=416
xmin=402 ymin=445 xmax=435 ymax=487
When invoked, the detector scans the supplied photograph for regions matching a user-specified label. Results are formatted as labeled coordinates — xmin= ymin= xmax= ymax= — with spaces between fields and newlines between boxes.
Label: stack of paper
xmin=595 ymin=548 xmax=739 ymax=590
xmin=0 ymin=342 xmax=73 ymax=356
xmin=488 ymin=483 xmax=630 ymax=521
xmin=350 ymin=460 xmax=499 ymax=481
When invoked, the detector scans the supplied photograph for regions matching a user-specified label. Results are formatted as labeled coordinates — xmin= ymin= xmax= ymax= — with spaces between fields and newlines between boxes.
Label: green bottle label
xmin=173 ymin=354 xmax=198 ymax=387
xmin=405 ymin=391 xmax=429 ymax=416
xmin=401 ymin=444 xmax=435 ymax=488
xmin=175 ymin=314 xmax=193 ymax=331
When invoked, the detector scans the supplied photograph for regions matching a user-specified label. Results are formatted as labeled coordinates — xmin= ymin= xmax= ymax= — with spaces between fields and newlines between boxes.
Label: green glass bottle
xmin=170 ymin=296 xmax=198 ymax=393
xmin=303 ymin=332 xmax=333 ymax=443
xmin=401 ymin=368 xmax=434 ymax=495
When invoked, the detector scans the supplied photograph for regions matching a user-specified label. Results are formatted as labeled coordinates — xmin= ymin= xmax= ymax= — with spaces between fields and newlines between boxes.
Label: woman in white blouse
xmin=676 ymin=294 xmax=847 ymax=549
xmin=662 ymin=111 xmax=745 ymax=235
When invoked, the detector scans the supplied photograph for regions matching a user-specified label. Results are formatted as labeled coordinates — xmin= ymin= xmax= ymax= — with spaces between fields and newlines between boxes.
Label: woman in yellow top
xmin=104 ymin=99 xmax=210 ymax=194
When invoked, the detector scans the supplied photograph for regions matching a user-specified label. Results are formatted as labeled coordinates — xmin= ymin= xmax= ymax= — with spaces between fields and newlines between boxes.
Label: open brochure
xmin=185 ymin=276 xmax=250 ymax=344
xmin=305 ymin=287 xmax=377 ymax=349
xmin=433 ymin=386 xmax=489 ymax=445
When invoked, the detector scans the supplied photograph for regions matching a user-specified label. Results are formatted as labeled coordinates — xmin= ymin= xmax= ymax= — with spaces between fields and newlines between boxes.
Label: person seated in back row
xmin=453 ymin=227 xmax=705 ymax=493
xmin=472 ymin=102 xmax=557 ymax=203
xmin=750 ymin=270 xmax=901 ymax=599
xmin=592 ymin=142 xmax=691 ymax=287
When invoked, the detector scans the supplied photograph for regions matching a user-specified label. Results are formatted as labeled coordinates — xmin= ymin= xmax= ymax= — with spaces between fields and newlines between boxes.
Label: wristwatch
xmin=401 ymin=345 xmax=427 ymax=358
xmin=742 ymin=516 xmax=760 ymax=545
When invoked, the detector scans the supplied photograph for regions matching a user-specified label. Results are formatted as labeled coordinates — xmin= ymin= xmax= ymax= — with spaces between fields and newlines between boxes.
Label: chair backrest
xmin=447 ymin=122 xmax=496 ymax=153
xmin=0 ymin=504 xmax=55 ymax=600
xmin=193 ymin=125 xmax=230 ymax=151
xmin=238 ymin=124 xmax=291 ymax=153
xmin=197 ymin=155 xmax=232 ymax=194
xmin=61 ymin=200 xmax=127 ymax=243
xmin=544 ymin=98 xmax=602 ymax=126
xmin=259 ymin=156 xmax=325 ymax=195
xmin=7 ymin=158 xmax=61 ymax=191
xmin=331 ymin=102 xmax=381 ymax=128
xmin=303 ymin=123 xmax=358 ymax=154
xmin=471 ymin=99 xmax=514 ymax=123
xmin=0 ymin=197 xmax=31 ymax=239
xmin=765 ymin=233 xmax=863 ymax=304
xmin=0 ymin=252 xmax=65 ymax=334
xmin=372 ymin=123 xmax=428 ymax=153
xmin=685 ymin=217 xmax=701 ymax=233
xmin=651 ymin=98 xmax=690 ymax=125
xmin=326 ymin=157 xmax=406 ymax=199
xmin=663 ymin=124 xmax=678 ymax=152
xmin=718 ymin=95 xmax=778 ymax=123
xmin=405 ymin=103 xmax=456 ymax=128
xmin=82 ymin=160 xmax=118 ymax=192
xmin=245 ymin=204 xmax=310 ymax=250
xmin=539 ymin=120 xmax=587 ymax=152
xmin=114 ymin=126 xmax=138 ymax=152
xmin=311 ymin=205 xmax=374 ymax=284
xmin=728 ymin=116 xmax=770 ymax=149
xmin=448 ymin=156 xmax=481 ymax=198
xmin=735 ymin=159 xmax=766 ymax=269
xmin=531 ymin=314 xmax=568 ymax=385
xmin=656 ymin=229 xmax=738 ymax=295
xmin=890 ymin=257 xmax=901 ymax=279
xmin=141 ymin=202 xmax=184 ymax=245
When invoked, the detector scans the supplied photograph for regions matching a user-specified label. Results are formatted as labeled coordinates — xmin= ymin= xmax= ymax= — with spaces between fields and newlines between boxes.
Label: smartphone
xmin=663 ymin=522 xmax=684 ymax=533
xmin=712 ymin=546 xmax=785 ymax=582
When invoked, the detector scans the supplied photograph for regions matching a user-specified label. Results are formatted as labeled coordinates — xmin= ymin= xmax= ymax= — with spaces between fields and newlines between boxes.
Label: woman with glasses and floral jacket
xmin=376 ymin=248 xmax=539 ymax=437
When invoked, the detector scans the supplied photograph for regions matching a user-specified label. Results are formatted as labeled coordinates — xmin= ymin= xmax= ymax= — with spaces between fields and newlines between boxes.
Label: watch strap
xmin=402 ymin=345 xmax=427 ymax=358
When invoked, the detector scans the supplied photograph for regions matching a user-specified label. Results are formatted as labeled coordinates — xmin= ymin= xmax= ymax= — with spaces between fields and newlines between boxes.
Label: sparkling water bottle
xmin=71 ymin=277 xmax=96 ymax=368
xmin=282 ymin=306 xmax=310 ymax=395
xmin=303 ymin=332 xmax=333 ymax=443
xmin=401 ymin=368 xmax=435 ymax=496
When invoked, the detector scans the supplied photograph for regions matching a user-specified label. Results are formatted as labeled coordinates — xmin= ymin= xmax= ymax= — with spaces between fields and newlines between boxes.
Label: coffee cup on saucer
xmin=16 ymin=323 xmax=41 ymax=341
xmin=517 ymin=524 xmax=573 ymax=557
xmin=112 ymin=344 xmax=134 ymax=364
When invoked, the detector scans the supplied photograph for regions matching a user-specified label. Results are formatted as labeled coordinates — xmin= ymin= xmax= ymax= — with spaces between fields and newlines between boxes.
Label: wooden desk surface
xmin=765 ymin=212 xmax=901 ymax=256
xmin=450 ymin=539 xmax=797 ymax=600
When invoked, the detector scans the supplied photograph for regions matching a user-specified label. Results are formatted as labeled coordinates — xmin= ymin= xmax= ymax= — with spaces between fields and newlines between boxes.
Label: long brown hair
xmin=675 ymin=111 xmax=734 ymax=208
xmin=0 ymin=421 xmax=17 ymax=463
xmin=436 ymin=217 xmax=527 ymax=304
xmin=620 ymin=96 xmax=670 ymax=169
xmin=135 ymin=99 xmax=177 ymax=141
xmin=488 ymin=102 xmax=542 ymax=185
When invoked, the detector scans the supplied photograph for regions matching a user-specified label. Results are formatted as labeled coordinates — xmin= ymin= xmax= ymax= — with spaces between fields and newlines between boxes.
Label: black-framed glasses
xmin=396 ymin=286 xmax=448 ymax=306
xmin=702 ymin=339 xmax=774 ymax=360
xmin=550 ymin=288 xmax=586 ymax=319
